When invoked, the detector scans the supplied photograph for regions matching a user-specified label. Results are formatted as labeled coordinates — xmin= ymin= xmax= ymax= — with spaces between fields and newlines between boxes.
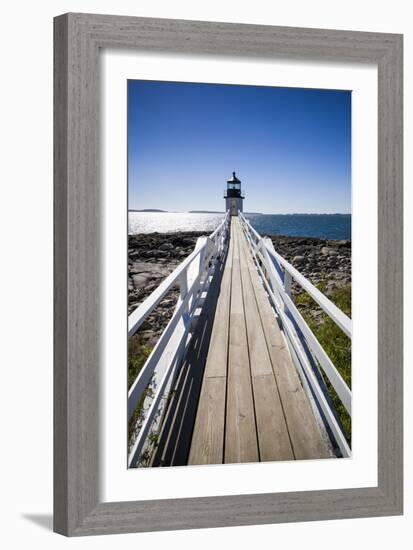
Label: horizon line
xmin=128 ymin=209 xmax=352 ymax=215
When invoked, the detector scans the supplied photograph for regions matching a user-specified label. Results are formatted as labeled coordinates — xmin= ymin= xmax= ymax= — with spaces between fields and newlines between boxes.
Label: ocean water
xmin=246 ymin=213 xmax=351 ymax=240
xmin=128 ymin=212 xmax=351 ymax=240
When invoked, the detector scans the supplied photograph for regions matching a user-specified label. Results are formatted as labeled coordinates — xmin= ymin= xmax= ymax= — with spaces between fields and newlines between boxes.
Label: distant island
xmin=129 ymin=209 xmax=226 ymax=214
xmin=188 ymin=210 xmax=224 ymax=214
xmin=129 ymin=208 xmax=167 ymax=213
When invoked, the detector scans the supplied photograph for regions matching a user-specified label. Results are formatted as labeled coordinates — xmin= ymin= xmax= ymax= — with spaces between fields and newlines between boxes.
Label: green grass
xmin=294 ymin=283 xmax=352 ymax=445
xmin=128 ymin=336 xmax=153 ymax=451
xmin=128 ymin=335 xmax=152 ymax=390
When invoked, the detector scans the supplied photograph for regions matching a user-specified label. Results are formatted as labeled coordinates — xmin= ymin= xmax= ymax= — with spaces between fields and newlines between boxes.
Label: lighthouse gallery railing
xmin=239 ymin=211 xmax=352 ymax=457
xmin=127 ymin=211 xmax=230 ymax=467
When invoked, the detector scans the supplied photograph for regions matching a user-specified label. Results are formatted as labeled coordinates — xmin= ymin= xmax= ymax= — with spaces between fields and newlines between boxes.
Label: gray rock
xmin=160 ymin=242 xmax=174 ymax=251
xmin=132 ymin=274 xmax=150 ymax=288
xmin=152 ymin=249 xmax=168 ymax=258
xmin=312 ymin=310 xmax=323 ymax=317
xmin=180 ymin=238 xmax=196 ymax=247
xmin=292 ymin=255 xmax=305 ymax=264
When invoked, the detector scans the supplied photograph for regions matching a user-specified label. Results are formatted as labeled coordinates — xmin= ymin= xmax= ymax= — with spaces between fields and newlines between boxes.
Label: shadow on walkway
xmin=151 ymin=251 xmax=227 ymax=467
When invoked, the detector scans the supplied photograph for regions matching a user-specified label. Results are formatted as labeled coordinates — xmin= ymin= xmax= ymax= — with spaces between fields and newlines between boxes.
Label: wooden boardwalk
xmin=152 ymin=218 xmax=332 ymax=466
xmin=188 ymin=218 xmax=331 ymax=464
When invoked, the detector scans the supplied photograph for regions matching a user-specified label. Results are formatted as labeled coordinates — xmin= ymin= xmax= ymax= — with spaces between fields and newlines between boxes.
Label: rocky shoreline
xmin=128 ymin=231 xmax=207 ymax=348
xmin=128 ymin=230 xmax=351 ymax=348
xmin=268 ymin=235 xmax=351 ymax=295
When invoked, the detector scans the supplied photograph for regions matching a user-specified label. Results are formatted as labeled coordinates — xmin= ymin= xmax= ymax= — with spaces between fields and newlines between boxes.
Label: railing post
xmin=262 ymin=237 xmax=285 ymax=311
xmin=284 ymin=270 xmax=292 ymax=297
xmin=178 ymin=269 xmax=189 ymax=325
xmin=283 ymin=270 xmax=292 ymax=314
xmin=179 ymin=270 xmax=188 ymax=299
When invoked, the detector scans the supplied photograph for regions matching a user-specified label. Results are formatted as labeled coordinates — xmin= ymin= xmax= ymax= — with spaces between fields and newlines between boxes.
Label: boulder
xmin=292 ymin=255 xmax=305 ymax=264
xmin=132 ymin=274 xmax=150 ymax=288
xmin=152 ymin=249 xmax=168 ymax=258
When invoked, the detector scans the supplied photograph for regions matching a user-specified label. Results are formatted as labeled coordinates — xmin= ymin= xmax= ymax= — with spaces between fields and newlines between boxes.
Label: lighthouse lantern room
xmin=224 ymin=171 xmax=244 ymax=216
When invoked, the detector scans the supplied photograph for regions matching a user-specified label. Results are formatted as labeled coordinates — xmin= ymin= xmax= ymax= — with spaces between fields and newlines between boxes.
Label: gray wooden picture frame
xmin=54 ymin=13 xmax=403 ymax=536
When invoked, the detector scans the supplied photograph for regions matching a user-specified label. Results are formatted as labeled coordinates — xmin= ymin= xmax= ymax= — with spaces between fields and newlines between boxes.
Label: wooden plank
xmin=188 ymin=378 xmax=227 ymax=465
xmin=187 ymin=234 xmax=233 ymax=464
xmin=237 ymin=220 xmax=294 ymax=461
xmin=252 ymin=375 xmax=294 ymax=461
xmin=241 ymin=227 xmax=331 ymax=460
xmin=225 ymin=222 xmax=259 ymax=464
xmin=203 ymin=228 xmax=234 ymax=378
xmin=237 ymin=221 xmax=272 ymax=378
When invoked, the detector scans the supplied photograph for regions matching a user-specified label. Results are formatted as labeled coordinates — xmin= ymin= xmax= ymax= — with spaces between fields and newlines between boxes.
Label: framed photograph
xmin=54 ymin=13 xmax=403 ymax=536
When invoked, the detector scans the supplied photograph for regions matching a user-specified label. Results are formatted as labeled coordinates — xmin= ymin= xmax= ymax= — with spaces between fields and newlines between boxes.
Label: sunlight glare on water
xmin=128 ymin=212 xmax=225 ymax=234
xmin=128 ymin=211 xmax=351 ymax=240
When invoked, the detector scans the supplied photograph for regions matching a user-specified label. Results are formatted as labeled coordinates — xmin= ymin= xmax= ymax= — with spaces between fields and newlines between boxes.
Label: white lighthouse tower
xmin=224 ymin=172 xmax=244 ymax=216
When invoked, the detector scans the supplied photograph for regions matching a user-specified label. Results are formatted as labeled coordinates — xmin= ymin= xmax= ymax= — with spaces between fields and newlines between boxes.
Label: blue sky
xmin=128 ymin=80 xmax=351 ymax=214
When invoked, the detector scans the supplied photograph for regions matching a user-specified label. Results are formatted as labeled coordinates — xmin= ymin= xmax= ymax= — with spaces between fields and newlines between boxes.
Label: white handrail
xmin=265 ymin=243 xmax=352 ymax=338
xmin=128 ymin=212 xmax=229 ymax=337
xmin=127 ymin=211 xmax=230 ymax=466
xmin=239 ymin=212 xmax=352 ymax=338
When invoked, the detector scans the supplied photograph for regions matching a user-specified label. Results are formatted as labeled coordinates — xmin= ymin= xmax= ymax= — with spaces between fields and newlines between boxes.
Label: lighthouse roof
xmin=227 ymin=171 xmax=241 ymax=184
